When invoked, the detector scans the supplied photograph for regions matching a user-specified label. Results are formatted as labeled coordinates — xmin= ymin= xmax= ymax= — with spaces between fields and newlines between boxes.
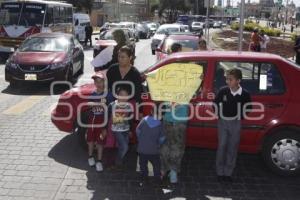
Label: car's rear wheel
xmin=262 ymin=129 xmax=300 ymax=176
xmin=152 ymin=50 xmax=155 ymax=55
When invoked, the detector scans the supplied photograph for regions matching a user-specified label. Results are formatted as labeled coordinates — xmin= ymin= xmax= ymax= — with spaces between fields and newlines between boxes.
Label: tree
xmin=158 ymin=0 xmax=190 ymax=22
xmin=65 ymin=0 xmax=93 ymax=14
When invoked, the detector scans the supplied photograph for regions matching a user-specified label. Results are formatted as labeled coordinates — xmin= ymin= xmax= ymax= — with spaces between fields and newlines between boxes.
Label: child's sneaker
xmin=95 ymin=161 xmax=103 ymax=172
xmin=88 ymin=157 xmax=95 ymax=167
xmin=169 ymin=170 xmax=178 ymax=183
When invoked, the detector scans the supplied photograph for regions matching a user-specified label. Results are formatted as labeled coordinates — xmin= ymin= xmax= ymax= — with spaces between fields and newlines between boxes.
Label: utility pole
xmin=196 ymin=0 xmax=199 ymax=15
xmin=238 ymin=0 xmax=245 ymax=52
xmin=205 ymin=0 xmax=210 ymax=46
xmin=285 ymin=0 xmax=289 ymax=24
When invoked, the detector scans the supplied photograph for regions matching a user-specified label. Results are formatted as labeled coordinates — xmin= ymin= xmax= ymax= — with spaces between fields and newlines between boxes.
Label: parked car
xmin=93 ymin=28 xmax=136 ymax=58
xmin=213 ymin=21 xmax=222 ymax=28
xmin=119 ymin=22 xmax=139 ymax=42
xmin=151 ymin=24 xmax=184 ymax=55
xmin=136 ymin=23 xmax=150 ymax=39
xmin=155 ymin=33 xmax=199 ymax=61
xmin=51 ymin=51 xmax=300 ymax=176
xmin=147 ymin=22 xmax=159 ymax=36
xmin=5 ymin=33 xmax=84 ymax=87
xmin=191 ymin=21 xmax=204 ymax=30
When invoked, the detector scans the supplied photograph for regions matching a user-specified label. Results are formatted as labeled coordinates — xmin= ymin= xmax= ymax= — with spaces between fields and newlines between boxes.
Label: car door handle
xmin=264 ymin=103 xmax=283 ymax=109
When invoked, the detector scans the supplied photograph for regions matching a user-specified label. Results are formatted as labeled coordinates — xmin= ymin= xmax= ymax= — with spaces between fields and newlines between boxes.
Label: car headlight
xmin=6 ymin=60 xmax=19 ymax=69
xmin=49 ymin=58 xmax=71 ymax=70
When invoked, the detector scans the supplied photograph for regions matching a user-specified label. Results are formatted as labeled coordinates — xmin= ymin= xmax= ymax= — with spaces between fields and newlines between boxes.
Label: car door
xmin=199 ymin=60 xmax=289 ymax=152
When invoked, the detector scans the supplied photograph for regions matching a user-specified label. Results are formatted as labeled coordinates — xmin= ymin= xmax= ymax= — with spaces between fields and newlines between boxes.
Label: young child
xmin=214 ymin=69 xmax=251 ymax=182
xmin=136 ymin=105 xmax=165 ymax=184
xmin=109 ymin=85 xmax=134 ymax=168
xmin=86 ymin=72 xmax=113 ymax=172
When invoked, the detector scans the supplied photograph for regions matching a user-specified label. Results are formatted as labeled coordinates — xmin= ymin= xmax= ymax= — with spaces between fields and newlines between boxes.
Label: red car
xmin=155 ymin=33 xmax=199 ymax=61
xmin=52 ymin=51 xmax=300 ymax=176
xmin=5 ymin=33 xmax=84 ymax=86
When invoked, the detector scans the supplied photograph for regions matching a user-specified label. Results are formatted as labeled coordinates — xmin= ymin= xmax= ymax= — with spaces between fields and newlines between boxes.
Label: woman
xmin=160 ymin=102 xmax=189 ymax=184
xmin=249 ymin=28 xmax=261 ymax=52
xmin=106 ymin=45 xmax=143 ymax=115
xmin=93 ymin=29 xmax=127 ymax=71
xmin=198 ymin=39 xmax=208 ymax=51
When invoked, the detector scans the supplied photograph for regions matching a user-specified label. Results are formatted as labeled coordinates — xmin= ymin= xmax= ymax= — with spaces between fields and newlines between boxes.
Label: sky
xmin=214 ymin=0 xmax=300 ymax=7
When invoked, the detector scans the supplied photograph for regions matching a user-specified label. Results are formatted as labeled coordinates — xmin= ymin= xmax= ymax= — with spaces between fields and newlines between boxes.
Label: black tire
xmin=152 ymin=49 xmax=155 ymax=55
xmin=78 ymin=59 xmax=84 ymax=75
xmin=262 ymin=129 xmax=300 ymax=176
xmin=66 ymin=65 xmax=74 ymax=84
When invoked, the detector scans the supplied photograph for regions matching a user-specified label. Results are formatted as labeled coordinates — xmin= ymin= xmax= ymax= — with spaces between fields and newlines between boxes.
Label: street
xmin=0 ymin=38 xmax=300 ymax=200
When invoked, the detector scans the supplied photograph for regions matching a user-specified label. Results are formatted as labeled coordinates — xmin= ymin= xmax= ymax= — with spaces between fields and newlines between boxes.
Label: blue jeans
xmin=139 ymin=153 xmax=161 ymax=178
xmin=113 ymin=131 xmax=129 ymax=165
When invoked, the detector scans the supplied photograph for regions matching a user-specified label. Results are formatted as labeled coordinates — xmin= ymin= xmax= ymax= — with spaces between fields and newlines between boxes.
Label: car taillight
xmin=0 ymin=26 xmax=8 ymax=37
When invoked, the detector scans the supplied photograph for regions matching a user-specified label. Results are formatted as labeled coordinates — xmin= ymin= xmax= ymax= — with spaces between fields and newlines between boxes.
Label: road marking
xmin=2 ymin=95 xmax=46 ymax=115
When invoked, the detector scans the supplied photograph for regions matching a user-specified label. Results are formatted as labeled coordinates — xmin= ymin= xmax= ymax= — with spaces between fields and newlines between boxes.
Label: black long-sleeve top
xmin=106 ymin=64 xmax=143 ymax=105
xmin=214 ymin=87 xmax=252 ymax=120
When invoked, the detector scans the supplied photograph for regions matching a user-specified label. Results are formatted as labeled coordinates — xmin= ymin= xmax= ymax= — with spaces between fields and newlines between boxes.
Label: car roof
xmin=30 ymin=33 xmax=73 ymax=38
xmin=166 ymin=34 xmax=199 ymax=40
xmin=159 ymin=24 xmax=181 ymax=28
xmin=167 ymin=51 xmax=283 ymax=60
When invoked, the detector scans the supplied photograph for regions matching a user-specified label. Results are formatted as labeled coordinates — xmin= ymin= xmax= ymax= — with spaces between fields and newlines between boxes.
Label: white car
xmin=151 ymin=24 xmax=184 ymax=55
xmin=119 ymin=22 xmax=139 ymax=41
xmin=191 ymin=21 xmax=204 ymax=31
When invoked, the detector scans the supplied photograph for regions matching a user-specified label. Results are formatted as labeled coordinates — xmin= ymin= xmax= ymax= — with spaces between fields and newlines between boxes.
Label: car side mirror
xmin=130 ymin=38 xmax=135 ymax=42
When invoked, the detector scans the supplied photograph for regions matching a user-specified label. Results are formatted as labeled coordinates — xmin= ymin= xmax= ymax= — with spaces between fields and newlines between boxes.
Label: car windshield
xmin=0 ymin=3 xmax=45 ymax=26
xmin=193 ymin=22 xmax=201 ymax=26
xmin=163 ymin=38 xmax=198 ymax=53
xmin=156 ymin=27 xmax=179 ymax=34
xmin=100 ymin=31 xmax=114 ymax=40
xmin=19 ymin=37 xmax=70 ymax=52
xmin=0 ymin=3 xmax=21 ymax=25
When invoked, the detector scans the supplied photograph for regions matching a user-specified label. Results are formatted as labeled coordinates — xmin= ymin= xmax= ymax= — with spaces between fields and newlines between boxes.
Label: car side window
xmin=214 ymin=62 xmax=285 ymax=95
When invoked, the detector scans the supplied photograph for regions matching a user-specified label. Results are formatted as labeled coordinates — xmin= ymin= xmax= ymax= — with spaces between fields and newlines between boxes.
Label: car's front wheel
xmin=262 ymin=129 xmax=300 ymax=176
xmin=152 ymin=49 xmax=155 ymax=55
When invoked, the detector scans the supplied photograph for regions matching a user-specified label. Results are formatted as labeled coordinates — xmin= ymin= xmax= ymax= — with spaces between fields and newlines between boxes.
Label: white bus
xmin=0 ymin=0 xmax=73 ymax=54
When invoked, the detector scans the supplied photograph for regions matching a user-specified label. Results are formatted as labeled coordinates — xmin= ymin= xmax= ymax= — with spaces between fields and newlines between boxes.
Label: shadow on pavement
xmin=48 ymin=133 xmax=300 ymax=199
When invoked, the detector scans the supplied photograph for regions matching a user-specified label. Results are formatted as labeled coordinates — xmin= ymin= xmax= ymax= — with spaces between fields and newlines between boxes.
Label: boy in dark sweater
xmin=136 ymin=106 xmax=165 ymax=183
xmin=214 ymin=69 xmax=251 ymax=182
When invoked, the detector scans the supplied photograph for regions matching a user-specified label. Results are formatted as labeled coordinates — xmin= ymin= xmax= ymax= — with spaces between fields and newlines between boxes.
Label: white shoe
xmin=96 ymin=162 xmax=103 ymax=172
xmin=88 ymin=157 xmax=95 ymax=167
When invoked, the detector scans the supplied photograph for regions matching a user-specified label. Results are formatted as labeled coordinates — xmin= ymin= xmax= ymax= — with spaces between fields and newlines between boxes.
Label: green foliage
xmin=158 ymin=0 xmax=190 ymax=20
xmin=231 ymin=22 xmax=282 ymax=37
xmin=291 ymin=33 xmax=297 ymax=42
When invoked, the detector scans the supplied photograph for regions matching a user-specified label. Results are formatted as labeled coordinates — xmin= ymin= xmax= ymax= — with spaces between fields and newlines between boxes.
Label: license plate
xmin=25 ymin=74 xmax=37 ymax=81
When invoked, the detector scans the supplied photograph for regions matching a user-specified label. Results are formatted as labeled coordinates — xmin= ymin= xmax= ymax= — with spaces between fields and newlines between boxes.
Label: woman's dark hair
xmin=171 ymin=43 xmax=182 ymax=53
xmin=118 ymin=45 xmax=134 ymax=58
xmin=199 ymin=39 xmax=207 ymax=46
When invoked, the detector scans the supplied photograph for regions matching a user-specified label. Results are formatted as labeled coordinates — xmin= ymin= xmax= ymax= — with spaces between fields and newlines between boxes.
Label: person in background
xmin=294 ymin=35 xmax=300 ymax=65
xmin=136 ymin=105 xmax=165 ymax=185
xmin=198 ymin=39 xmax=208 ymax=51
xmin=85 ymin=23 xmax=93 ymax=47
xmin=259 ymin=30 xmax=270 ymax=52
xmin=214 ymin=69 xmax=251 ymax=182
xmin=249 ymin=28 xmax=261 ymax=52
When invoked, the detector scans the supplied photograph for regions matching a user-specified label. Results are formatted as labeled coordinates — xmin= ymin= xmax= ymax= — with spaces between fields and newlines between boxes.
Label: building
xmin=260 ymin=0 xmax=274 ymax=18
xmin=245 ymin=2 xmax=261 ymax=18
